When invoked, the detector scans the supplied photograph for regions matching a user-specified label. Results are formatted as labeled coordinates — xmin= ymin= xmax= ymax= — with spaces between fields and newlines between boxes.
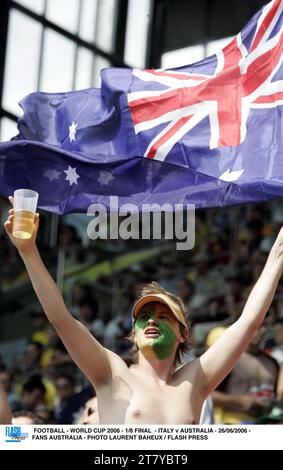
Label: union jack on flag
xmin=0 ymin=0 xmax=283 ymax=214
xmin=128 ymin=0 xmax=283 ymax=166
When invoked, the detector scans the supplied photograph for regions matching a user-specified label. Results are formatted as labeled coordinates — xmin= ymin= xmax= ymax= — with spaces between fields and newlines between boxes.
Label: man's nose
xmin=147 ymin=318 xmax=157 ymax=326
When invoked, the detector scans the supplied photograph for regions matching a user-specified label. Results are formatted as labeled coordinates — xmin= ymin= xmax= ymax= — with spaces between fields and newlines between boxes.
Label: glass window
xmin=2 ymin=9 xmax=42 ymax=116
xmin=95 ymin=0 xmax=117 ymax=53
xmin=162 ymin=45 xmax=205 ymax=69
xmin=46 ymin=0 xmax=80 ymax=34
xmin=206 ymin=37 xmax=233 ymax=57
xmin=79 ymin=0 xmax=98 ymax=43
xmin=14 ymin=0 xmax=45 ymax=15
xmin=92 ymin=56 xmax=110 ymax=87
xmin=124 ymin=0 xmax=152 ymax=68
xmin=41 ymin=29 xmax=76 ymax=92
xmin=75 ymin=47 xmax=93 ymax=90
xmin=0 ymin=118 xmax=18 ymax=142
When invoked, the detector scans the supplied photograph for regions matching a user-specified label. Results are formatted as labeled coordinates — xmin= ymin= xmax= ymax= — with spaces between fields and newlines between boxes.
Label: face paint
xmin=135 ymin=309 xmax=180 ymax=360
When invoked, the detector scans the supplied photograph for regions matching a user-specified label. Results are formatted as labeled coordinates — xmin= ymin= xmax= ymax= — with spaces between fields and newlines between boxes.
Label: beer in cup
xmin=12 ymin=189 xmax=39 ymax=239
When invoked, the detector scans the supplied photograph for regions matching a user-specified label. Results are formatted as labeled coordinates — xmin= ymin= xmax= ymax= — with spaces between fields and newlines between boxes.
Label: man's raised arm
xmin=197 ymin=227 xmax=283 ymax=397
xmin=4 ymin=202 xmax=124 ymax=388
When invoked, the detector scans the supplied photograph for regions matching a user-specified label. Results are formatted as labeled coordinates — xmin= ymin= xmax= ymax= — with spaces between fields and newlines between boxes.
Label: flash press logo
xmin=5 ymin=426 xmax=29 ymax=442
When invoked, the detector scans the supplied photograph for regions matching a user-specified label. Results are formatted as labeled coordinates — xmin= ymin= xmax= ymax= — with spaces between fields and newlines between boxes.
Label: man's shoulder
xmin=173 ymin=358 xmax=199 ymax=383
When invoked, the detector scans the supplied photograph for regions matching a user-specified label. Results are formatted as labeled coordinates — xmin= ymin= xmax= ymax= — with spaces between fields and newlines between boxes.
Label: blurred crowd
xmin=0 ymin=196 xmax=283 ymax=424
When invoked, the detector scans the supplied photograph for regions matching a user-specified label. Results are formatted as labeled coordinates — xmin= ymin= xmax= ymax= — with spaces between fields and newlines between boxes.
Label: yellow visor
xmin=132 ymin=293 xmax=188 ymax=328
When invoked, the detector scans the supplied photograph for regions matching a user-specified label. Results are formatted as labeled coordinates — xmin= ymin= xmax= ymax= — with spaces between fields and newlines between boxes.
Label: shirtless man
xmin=209 ymin=326 xmax=279 ymax=423
xmin=4 ymin=199 xmax=283 ymax=424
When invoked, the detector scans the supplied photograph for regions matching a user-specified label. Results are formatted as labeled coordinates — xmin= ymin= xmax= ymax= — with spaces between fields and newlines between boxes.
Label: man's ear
xmin=179 ymin=327 xmax=189 ymax=344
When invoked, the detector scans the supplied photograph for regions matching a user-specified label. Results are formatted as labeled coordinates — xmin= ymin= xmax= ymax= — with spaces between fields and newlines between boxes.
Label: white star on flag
xmin=64 ymin=165 xmax=80 ymax=186
xmin=69 ymin=121 xmax=78 ymax=142
xmin=219 ymin=168 xmax=244 ymax=182
xmin=44 ymin=168 xmax=61 ymax=181
xmin=97 ymin=170 xmax=114 ymax=186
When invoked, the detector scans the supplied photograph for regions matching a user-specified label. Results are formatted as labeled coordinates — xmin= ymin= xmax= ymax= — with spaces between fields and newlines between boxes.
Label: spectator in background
xmin=40 ymin=324 xmax=72 ymax=371
xmin=58 ymin=224 xmax=82 ymax=265
xmin=250 ymin=249 xmax=268 ymax=283
xmin=12 ymin=410 xmax=44 ymax=425
xmin=78 ymin=299 xmax=104 ymax=342
xmin=71 ymin=283 xmax=95 ymax=317
xmin=270 ymin=319 xmax=283 ymax=364
xmin=0 ymin=378 xmax=45 ymax=424
xmin=20 ymin=375 xmax=46 ymax=413
xmin=260 ymin=209 xmax=283 ymax=253
xmin=33 ymin=403 xmax=55 ymax=424
xmin=157 ymin=256 xmax=179 ymax=293
xmin=207 ymin=326 xmax=279 ymax=424
xmin=58 ymin=224 xmax=81 ymax=251
xmin=0 ymin=370 xmax=21 ymax=412
xmin=54 ymin=372 xmax=92 ymax=424
xmin=205 ymin=230 xmax=230 ymax=265
xmin=269 ymin=319 xmax=283 ymax=401
xmin=24 ymin=341 xmax=43 ymax=376
xmin=77 ymin=396 xmax=99 ymax=425
xmin=247 ymin=219 xmax=264 ymax=255
xmin=177 ymin=278 xmax=195 ymax=309
xmin=30 ymin=309 xmax=48 ymax=346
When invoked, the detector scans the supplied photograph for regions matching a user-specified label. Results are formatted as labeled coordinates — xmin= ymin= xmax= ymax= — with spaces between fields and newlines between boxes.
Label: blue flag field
xmin=0 ymin=0 xmax=283 ymax=214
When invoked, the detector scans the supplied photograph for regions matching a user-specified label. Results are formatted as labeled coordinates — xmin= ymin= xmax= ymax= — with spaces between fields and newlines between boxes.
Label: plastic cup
xmin=12 ymin=189 xmax=39 ymax=239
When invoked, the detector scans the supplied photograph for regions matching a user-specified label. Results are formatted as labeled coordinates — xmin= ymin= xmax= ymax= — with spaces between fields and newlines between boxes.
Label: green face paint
xmin=135 ymin=309 xmax=179 ymax=360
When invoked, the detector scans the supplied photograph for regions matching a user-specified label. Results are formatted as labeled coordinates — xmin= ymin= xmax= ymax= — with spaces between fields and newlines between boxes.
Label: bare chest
xmin=97 ymin=374 xmax=198 ymax=424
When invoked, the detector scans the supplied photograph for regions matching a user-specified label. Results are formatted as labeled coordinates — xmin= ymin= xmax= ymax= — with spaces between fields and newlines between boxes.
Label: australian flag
xmin=0 ymin=0 xmax=283 ymax=214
